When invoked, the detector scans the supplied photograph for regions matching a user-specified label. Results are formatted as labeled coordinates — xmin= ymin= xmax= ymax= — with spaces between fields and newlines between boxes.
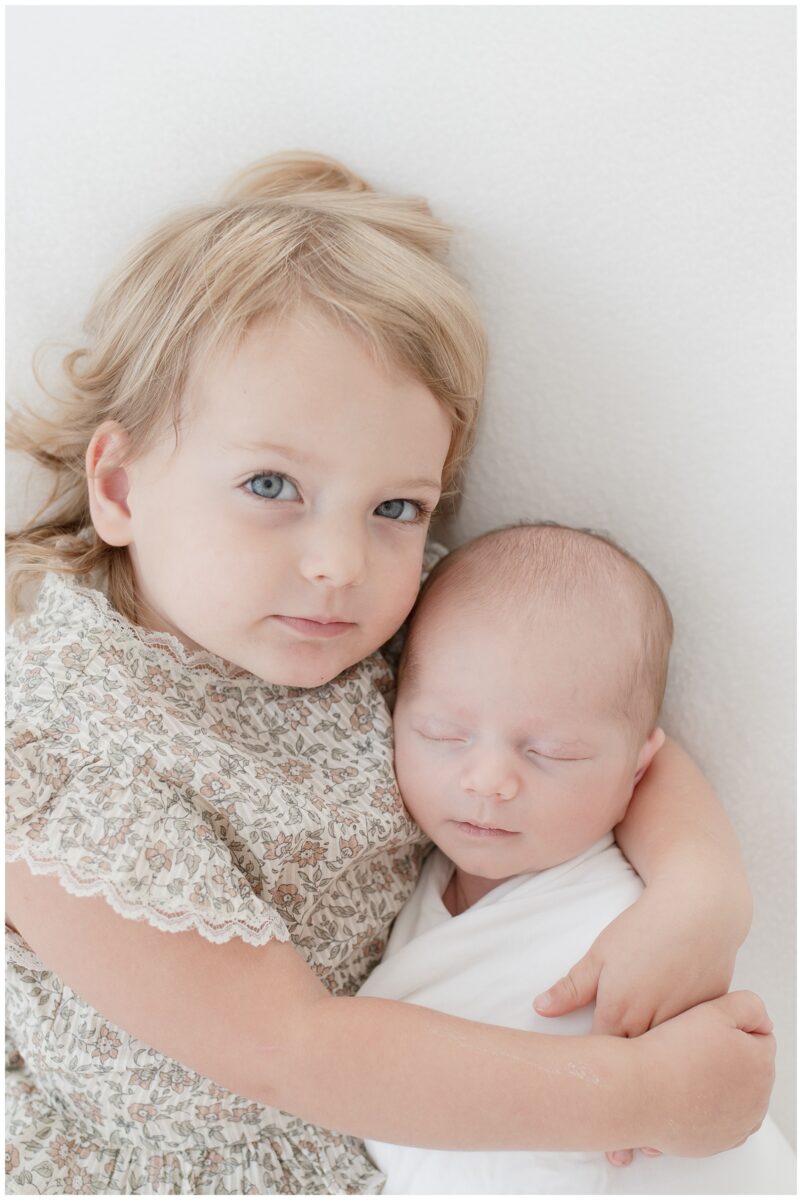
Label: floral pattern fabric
xmin=5 ymin=556 xmax=442 ymax=1194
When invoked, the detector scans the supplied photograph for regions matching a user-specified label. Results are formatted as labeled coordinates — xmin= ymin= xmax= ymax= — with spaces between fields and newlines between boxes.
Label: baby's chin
xmin=442 ymin=839 xmax=602 ymax=879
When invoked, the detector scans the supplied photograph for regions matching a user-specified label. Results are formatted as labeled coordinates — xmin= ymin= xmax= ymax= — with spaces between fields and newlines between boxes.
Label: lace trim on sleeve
xmin=6 ymin=844 xmax=291 ymax=948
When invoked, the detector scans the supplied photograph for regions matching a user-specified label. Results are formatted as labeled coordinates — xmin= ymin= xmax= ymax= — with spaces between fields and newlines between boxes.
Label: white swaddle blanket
xmin=358 ymin=834 xmax=794 ymax=1194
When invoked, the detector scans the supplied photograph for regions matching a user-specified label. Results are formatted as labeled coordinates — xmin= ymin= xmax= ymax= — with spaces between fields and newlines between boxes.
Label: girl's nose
xmin=460 ymin=757 xmax=519 ymax=802
xmin=297 ymin=517 xmax=368 ymax=589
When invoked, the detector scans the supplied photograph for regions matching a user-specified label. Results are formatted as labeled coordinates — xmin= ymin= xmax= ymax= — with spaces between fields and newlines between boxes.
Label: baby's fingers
xmin=534 ymin=951 xmax=599 ymax=1018
xmin=606 ymin=1150 xmax=633 ymax=1168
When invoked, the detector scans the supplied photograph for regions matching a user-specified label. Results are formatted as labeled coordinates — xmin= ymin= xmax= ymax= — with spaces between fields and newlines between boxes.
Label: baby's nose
xmin=460 ymin=764 xmax=519 ymax=801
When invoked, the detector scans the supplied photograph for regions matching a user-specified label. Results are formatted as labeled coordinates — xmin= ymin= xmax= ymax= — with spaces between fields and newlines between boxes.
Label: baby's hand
xmin=534 ymin=881 xmax=744 ymax=1165
xmin=535 ymin=882 xmax=740 ymax=1032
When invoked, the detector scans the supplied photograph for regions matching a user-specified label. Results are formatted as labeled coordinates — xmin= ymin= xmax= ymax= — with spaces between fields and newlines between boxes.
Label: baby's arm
xmin=536 ymin=737 xmax=751 ymax=1036
xmin=6 ymin=860 xmax=772 ymax=1158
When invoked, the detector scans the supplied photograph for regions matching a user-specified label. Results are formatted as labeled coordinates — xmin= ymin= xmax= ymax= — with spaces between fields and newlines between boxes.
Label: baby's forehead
xmin=402 ymin=590 xmax=629 ymax=692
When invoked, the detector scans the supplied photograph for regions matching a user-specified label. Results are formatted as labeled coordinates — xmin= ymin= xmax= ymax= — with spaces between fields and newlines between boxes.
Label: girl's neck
xmin=133 ymin=586 xmax=204 ymax=654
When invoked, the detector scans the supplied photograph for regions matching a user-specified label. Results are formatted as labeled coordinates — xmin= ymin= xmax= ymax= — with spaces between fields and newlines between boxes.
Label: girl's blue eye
xmin=375 ymin=499 xmax=424 ymax=523
xmin=246 ymin=473 xmax=299 ymax=501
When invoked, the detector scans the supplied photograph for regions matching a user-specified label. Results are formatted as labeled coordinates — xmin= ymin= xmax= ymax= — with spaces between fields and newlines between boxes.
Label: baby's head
xmin=394 ymin=524 xmax=672 ymax=883
xmin=8 ymin=153 xmax=486 ymax=686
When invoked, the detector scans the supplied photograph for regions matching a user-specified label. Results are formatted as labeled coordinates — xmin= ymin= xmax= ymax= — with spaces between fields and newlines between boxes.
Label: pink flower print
xmin=369 ymin=863 xmax=393 ymax=893
xmin=364 ymin=936 xmax=386 ymax=962
xmin=370 ymin=785 xmax=402 ymax=815
xmin=64 ymin=1166 xmax=93 ymax=1193
xmin=296 ymin=838 xmax=326 ymax=867
xmin=279 ymin=759 xmax=313 ymax=784
xmin=230 ymin=1102 xmax=261 ymax=1122
xmin=145 ymin=665 xmax=173 ymax=692
xmin=26 ymin=814 xmax=48 ymax=843
xmin=281 ymin=700 xmax=312 ymax=730
xmin=128 ymin=1102 xmax=158 ymax=1123
xmin=50 ymin=1136 xmax=72 ymax=1168
xmin=129 ymin=1068 xmax=156 ymax=1090
xmin=158 ymin=1063 xmax=194 ymax=1093
xmin=350 ymin=704 xmax=374 ymax=734
xmin=50 ymin=1135 xmax=90 ymax=1167
xmin=70 ymin=1092 xmax=105 ymax=1123
xmin=131 ymin=751 xmax=157 ymax=778
xmin=5 ymin=1145 xmax=19 ymax=1173
xmin=98 ymin=818 xmax=136 ymax=851
xmin=145 ymin=840 xmax=174 ymax=873
xmin=190 ymin=882 xmax=211 ymax=908
xmin=91 ymin=1023 xmax=122 ymax=1064
xmin=272 ymin=883 xmax=302 ymax=912
xmin=59 ymin=642 xmax=87 ymax=671
xmin=194 ymin=823 xmax=215 ymax=841
xmin=196 ymin=1103 xmax=233 ymax=1123
xmin=339 ymin=835 xmax=360 ymax=860
xmin=205 ymin=1150 xmax=225 ymax=1169
xmin=199 ymin=774 xmax=231 ymax=801
xmin=210 ymin=869 xmax=240 ymax=900
xmin=393 ymin=852 xmax=420 ymax=883
xmin=262 ymin=831 xmax=292 ymax=861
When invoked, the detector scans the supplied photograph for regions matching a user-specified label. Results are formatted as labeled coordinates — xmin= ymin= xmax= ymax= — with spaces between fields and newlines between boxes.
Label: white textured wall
xmin=7 ymin=6 xmax=795 ymax=1148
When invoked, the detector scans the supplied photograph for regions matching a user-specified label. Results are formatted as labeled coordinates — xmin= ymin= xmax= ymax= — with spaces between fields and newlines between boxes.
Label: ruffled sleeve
xmin=6 ymin=728 xmax=291 ymax=948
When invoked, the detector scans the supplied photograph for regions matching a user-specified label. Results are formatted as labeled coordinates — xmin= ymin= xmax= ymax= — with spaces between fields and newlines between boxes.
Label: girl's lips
xmin=452 ymin=821 xmax=519 ymax=838
xmin=273 ymin=615 xmax=355 ymax=639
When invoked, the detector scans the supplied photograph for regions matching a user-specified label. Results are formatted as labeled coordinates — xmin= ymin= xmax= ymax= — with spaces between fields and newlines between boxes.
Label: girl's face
xmin=105 ymin=308 xmax=452 ymax=686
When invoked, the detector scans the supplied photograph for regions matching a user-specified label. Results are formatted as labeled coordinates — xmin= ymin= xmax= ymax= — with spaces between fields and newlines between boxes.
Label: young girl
xmin=6 ymin=153 xmax=773 ymax=1195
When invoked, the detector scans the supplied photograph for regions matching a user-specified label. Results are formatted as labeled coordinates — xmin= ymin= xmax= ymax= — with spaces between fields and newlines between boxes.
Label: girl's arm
xmin=6 ymin=860 xmax=772 ymax=1157
xmin=536 ymin=736 xmax=751 ymax=1035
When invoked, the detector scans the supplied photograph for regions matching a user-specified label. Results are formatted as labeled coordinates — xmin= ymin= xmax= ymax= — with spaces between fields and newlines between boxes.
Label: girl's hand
xmin=534 ymin=877 xmax=745 ymax=1165
xmin=633 ymin=991 xmax=775 ymax=1158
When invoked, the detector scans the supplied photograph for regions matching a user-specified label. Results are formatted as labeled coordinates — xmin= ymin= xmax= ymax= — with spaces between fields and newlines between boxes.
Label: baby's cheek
xmin=394 ymin=755 xmax=436 ymax=828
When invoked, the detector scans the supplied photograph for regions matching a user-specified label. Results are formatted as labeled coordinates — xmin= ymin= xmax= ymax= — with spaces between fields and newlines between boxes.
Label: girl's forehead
xmin=170 ymin=314 xmax=452 ymax=493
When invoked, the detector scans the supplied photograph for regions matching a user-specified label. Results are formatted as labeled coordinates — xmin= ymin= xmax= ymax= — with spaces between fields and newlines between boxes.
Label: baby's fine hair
xmin=402 ymin=522 xmax=674 ymax=737
xmin=7 ymin=152 xmax=487 ymax=620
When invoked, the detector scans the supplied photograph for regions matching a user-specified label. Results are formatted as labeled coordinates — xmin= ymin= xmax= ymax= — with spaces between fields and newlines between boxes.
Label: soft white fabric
xmin=358 ymin=837 xmax=795 ymax=1194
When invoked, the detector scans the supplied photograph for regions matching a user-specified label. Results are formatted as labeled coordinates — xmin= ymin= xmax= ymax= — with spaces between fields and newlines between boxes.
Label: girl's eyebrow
xmin=225 ymin=439 xmax=316 ymax=463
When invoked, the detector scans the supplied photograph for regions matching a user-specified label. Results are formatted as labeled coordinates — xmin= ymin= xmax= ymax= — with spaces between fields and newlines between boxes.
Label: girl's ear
xmin=633 ymin=726 xmax=666 ymax=787
xmin=86 ymin=421 xmax=133 ymax=547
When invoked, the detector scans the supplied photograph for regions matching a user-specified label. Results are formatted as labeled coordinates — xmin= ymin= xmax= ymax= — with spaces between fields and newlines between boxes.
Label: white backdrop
xmin=6 ymin=6 xmax=795 ymax=1149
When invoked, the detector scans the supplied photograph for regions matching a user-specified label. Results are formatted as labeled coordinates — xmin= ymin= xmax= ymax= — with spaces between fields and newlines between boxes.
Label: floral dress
xmin=5 ymin=565 xmax=437 ymax=1194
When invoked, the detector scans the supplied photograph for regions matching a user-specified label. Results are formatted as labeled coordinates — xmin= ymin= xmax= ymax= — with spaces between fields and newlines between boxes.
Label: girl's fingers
xmin=715 ymin=990 xmax=774 ymax=1035
xmin=640 ymin=1147 xmax=663 ymax=1157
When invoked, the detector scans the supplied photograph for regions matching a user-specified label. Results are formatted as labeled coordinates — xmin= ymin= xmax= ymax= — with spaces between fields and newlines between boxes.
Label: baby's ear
xmin=86 ymin=421 xmax=133 ymax=547
xmin=633 ymin=726 xmax=666 ymax=786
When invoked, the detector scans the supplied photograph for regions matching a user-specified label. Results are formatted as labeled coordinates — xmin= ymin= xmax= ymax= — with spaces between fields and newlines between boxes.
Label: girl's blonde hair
xmin=7 ymin=152 xmax=487 ymax=620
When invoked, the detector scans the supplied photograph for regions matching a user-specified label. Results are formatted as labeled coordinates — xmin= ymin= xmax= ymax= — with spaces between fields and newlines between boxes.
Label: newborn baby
xmin=359 ymin=522 xmax=793 ymax=1195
